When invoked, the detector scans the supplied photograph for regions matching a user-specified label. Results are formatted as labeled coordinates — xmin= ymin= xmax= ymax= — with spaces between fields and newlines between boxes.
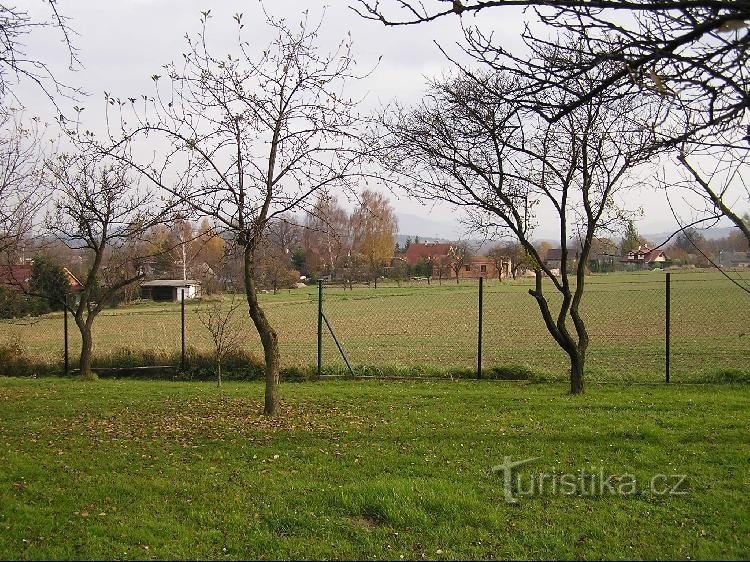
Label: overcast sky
xmin=12 ymin=0 xmax=741 ymax=241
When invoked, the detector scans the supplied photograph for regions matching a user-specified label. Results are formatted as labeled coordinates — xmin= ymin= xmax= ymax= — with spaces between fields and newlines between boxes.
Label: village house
xmin=621 ymin=244 xmax=668 ymax=267
xmin=457 ymin=255 xmax=511 ymax=280
xmin=0 ymin=264 xmax=33 ymax=290
xmin=725 ymin=251 xmax=750 ymax=268
xmin=400 ymin=242 xmax=512 ymax=280
xmin=0 ymin=264 xmax=83 ymax=293
xmin=544 ymin=248 xmax=580 ymax=271
xmin=402 ymin=242 xmax=452 ymax=266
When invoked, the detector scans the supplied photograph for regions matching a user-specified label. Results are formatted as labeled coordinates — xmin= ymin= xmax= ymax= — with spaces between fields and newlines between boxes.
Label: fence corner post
xmin=317 ymin=280 xmax=323 ymax=379
xmin=665 ymin=272 xmax=670 ymax=384
xmin=477 ymin=276 xmax=484 ymax=379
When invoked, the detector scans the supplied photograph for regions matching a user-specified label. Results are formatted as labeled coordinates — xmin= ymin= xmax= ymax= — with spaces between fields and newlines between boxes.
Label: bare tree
xmin=0 ymin=1 xmax=80 ymax=104
xmin=46 ymin=153 xmax=160 ymax=380
xmin=379 ymin=57 xmax=657 ymax=393
xmin=433 ymin=254 xmax=451 ymax=285
xmin=0 ymin=109 xmax=48 ymax=261
xmin=196 ymin=296 xmax=246 ymax=387
xmin=355 ymin=0 xmax=750 ymax=246
xmin=303 ymin=193 xmax=351 ymax=279
xmin=447 ymin=241 xmax=471 ymax=284
xmin=486 ymin=244 xmax=511 ymax=281
xmin=172 ymin=218 xmax=194 ymax=281
xmin=257 ymin=217 xmax=301 ymax=293
xmin=101 ymin=12 xmax=365 ymax=414
xmin=673 ymin=143 xmax=750 ymax=248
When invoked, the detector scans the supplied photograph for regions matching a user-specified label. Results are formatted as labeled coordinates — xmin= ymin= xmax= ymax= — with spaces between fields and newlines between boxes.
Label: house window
xmin=464 ymin=265 xmax=471 ymax=272
xmin=480 ymin=265 xmax=487 ymax=273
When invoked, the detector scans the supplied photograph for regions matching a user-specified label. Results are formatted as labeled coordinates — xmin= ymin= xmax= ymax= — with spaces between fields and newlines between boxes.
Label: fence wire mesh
xmin=318 ymin=271 xmax=749 ymax=382
xmin=0 ymin=270 xmax=747 ymax=382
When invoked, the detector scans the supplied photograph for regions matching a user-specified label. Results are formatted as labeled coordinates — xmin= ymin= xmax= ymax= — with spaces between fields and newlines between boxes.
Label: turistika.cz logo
xmin=490 ymin=456 xmax=688 ymax=504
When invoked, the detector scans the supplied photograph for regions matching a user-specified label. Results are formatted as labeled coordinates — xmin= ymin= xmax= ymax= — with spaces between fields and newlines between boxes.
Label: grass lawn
xmin=1 ymin=270 xmax=748 ymax=382
xmin=0 ymin=377 xmax=748 ymax=559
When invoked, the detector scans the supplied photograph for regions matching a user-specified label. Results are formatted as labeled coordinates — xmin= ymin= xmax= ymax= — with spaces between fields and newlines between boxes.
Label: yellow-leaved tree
xmin=350 ymin=190 xmax=398 ymax=288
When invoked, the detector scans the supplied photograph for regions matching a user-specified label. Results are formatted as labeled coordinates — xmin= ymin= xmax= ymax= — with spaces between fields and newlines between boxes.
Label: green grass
xmin=0 ymin=270 xmax=748 ymax=382
xmin=0 ymin=377 xmax=748 ymax=559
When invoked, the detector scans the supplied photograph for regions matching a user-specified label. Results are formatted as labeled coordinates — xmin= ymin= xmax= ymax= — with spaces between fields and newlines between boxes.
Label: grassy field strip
xmin=0 ymin=271 xmax=747 ymax=381
xmin=0 ymin=378 xmax=748 ymax=559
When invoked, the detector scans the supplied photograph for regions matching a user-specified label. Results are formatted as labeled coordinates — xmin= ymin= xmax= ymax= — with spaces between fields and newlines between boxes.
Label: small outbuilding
xmin=140 ymin=279 xmax=201 ymax=302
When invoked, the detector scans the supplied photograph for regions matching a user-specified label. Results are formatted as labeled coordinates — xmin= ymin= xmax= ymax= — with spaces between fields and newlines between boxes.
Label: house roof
xmin=0 ymin=264 xmax=33 ymax=289
xmin=63 ymin=268 xmax=83 ymax=292
xmin=140 ymin=279 xmax=201 ymax=287
xmin=623 ymin=245 xmax=667 ymax=263
xmin=643 ymin=248 xmax=666 ymax=262
xmin=1 ymin=264 xmax=87 ymax=292
xmin=402 ymin=243 xmax=452 ymax=266
xmin=545 ymin=248 xmax=579 ymax=261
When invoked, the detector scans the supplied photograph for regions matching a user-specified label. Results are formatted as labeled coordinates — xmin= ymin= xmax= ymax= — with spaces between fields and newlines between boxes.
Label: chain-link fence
xmin=317 ymin=271 xmax=750 ymax=382
xmin=0 ymin=270 xmax=747 ymax=382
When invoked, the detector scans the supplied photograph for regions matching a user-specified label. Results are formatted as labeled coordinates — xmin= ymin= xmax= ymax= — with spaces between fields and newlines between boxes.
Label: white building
xmin=140 ymin=280 xmax=202 ymax=302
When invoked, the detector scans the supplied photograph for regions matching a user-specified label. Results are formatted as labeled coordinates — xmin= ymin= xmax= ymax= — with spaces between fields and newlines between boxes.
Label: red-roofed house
xmin=399 ymin=242 xmax=511 ymax=280
xmin=0 ymin=264 xmax=83 ymax=293
xmin=622 ymin=244 xmax=668 ymax=265
xmin=0 ymin=264 xmax=33 ymax=290
xmin=403 ymin=242 xmax=452 ymax=266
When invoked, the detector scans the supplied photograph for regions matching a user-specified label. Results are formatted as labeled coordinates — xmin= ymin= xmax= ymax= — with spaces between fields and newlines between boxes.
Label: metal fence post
xmin=63 ymin=293 xmax=69 ymax=376
xmin=665 ymin=273 xmax=671 ymax=383
xmin=317 ymin=280 xmax=323 ymax=379
xmin=477 ymin=276 xmax=484 ymax=379
xmin=181 ymin=288 xmax=186 ymax=371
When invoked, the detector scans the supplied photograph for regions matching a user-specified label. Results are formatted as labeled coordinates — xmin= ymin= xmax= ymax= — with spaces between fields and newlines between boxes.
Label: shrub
xmin=89 ymin=346 xmax=265 ymax=381
xmin=0 ymin=285 xmax=51 ymax=319
xmin=0 ymin=337 xmax=55 ymax=377
xmin=29 ymin=254 xmax=69 ymax=312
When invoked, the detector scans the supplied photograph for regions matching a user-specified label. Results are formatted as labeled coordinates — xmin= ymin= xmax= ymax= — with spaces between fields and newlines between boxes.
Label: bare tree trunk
xmin=244 ymin=245 xmax=280 ymax=415
xmin=78 ymin=321 xmax=96 ymax=381
xmin=529 ymin=270 xmax=586 ymax=395
xmin=569 ymin=350 xmax=585 ymax=394
xmin=217 ymin=355 xmax=222 ymax=388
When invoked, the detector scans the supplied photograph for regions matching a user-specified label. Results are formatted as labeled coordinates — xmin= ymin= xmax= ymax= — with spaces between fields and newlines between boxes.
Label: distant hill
xmin=643 ymin=226 xmax=739 ymax=244
xmin=395 ymin=215 xmax=742 ymax=253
